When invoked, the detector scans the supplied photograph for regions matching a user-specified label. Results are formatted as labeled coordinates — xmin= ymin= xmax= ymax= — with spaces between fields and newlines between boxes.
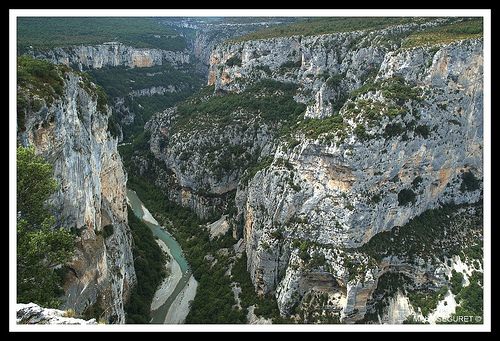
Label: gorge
xmin=14 ymin=15 xmax=486 ymax=327
xmin=126 ymin=188 xmax=196 ymax=324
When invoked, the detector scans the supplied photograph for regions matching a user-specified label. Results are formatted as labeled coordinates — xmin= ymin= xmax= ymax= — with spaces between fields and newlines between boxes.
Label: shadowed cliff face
xmin=17 ymin=65 xmax=136 ymax=324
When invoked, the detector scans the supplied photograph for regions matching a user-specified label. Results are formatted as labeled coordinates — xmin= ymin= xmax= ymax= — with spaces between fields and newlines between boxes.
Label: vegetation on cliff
xmin=17 ymin=56 xmax=69 ymax=108
xmin=17 ymin=146 xmax=75 ymax=309
xmin=357 ymin=202 xmax=483 ymax=323
xmin=228 ymin=17 xmax=482 ymax=45
xmin=17 ymin=56 xmax=112 ymax=133
xmin=173 ymin=79 xmax=306 ymax=142
xmin=401 ymin=17 xmax=483 ymax=48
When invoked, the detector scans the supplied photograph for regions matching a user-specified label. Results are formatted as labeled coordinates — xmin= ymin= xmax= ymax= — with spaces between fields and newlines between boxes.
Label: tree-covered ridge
xmin=17 ymin=17 xmax=186 ymax=51
xmin=227 ymin=17 xmax=483 ymax=46
xmin=174 ymin=79 xmax=306 ymax=134
xmin=400 ymin=17 xmax=482 ymax=48
xmin=228 ymin=17 xmax=416 ymax=42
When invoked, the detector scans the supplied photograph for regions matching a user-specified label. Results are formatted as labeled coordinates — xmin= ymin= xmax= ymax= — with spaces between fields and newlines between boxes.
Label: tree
xmin=17 ymin=146 xmax=58 ymax=227
xmin=460 ymin=171 xmax=480 ymax=192
xmin=17 ymin=146 xmax=75 ymax=308
xmin=398 ymin=188 xmax=416 ymax=206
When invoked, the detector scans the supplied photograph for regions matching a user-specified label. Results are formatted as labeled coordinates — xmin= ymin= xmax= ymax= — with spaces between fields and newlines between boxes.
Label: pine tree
xmin=17 ymin=146 xmax=75 ymax=308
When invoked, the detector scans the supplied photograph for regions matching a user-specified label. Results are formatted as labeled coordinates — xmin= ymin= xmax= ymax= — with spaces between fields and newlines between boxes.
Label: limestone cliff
xmin=26 ymin=42 xmax=190 ymax=71
xmin=139 ymin=17 xmax=484 ymax=323
xmin=224 ymin=27 xmax=483 ymax=321
xmin=17 ymin=60 xmax=136 ymax=323
xmin=161 ymin=17 xmax=300 ymax=78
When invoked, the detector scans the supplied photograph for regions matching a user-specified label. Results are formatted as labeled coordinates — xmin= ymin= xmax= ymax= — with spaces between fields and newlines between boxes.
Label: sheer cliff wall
xmin=147 ymin=19 xmax=483 ymax=322
xmin=17 ymin=66 xmax=136 ymax=323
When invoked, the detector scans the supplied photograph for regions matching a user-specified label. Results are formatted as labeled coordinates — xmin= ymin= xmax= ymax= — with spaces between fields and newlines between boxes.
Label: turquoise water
xmin=126 ymin=189 xmax=191 ymax=323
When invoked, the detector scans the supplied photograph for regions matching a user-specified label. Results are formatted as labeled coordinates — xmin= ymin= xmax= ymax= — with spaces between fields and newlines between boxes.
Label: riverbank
xmin=127 ymin=189 xmax=198 ymax=324
xmin=150 ymin=239 xmax=180 ymax=312
xmin=165 ymin=274 xmax=198 ymax=324
xmin=151 ymin=238 xmax=198 ymax=323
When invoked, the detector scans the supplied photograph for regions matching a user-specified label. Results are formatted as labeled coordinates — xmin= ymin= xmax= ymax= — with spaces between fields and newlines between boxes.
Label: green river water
xmin=126 ymin=188 xmax=191 ymax=324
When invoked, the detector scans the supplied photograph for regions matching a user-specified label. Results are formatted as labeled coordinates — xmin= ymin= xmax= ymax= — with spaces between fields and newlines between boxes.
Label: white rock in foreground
xmin=16 ymin=303 xmax=98 ymax=325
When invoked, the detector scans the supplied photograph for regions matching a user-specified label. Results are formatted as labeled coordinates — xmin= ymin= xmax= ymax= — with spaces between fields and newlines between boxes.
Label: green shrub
xmin=414 ymin=124 xmax=430 ymax=138
xmin=225 ymin=55 xmax=242 ymax=67
xmin=460 ymin=171 xmax=480 ymax=192
xmin=398 ymin=188 xmax=416 ymax=206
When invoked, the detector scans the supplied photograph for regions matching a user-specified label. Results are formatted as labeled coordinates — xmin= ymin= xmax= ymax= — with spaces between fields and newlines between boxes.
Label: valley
xmin=14 ymin=13 xmax=487 ymax=328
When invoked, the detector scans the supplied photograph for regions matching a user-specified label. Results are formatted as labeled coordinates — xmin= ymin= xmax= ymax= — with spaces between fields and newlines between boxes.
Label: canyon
xmin=15 ymin=16 xmax=485 ymax=325
xmin=144 ymin=17 xmax=484 ymax=323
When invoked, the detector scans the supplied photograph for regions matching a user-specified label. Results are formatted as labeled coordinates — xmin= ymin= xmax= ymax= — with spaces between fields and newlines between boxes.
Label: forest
xmin=17 ymin=17 xmax=186 ymax=52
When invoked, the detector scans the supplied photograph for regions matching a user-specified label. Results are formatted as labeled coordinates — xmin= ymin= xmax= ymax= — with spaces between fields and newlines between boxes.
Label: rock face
xmin=207 ymin=30 xmax=387 ymax=115
xmin=24 ymin=41 xmax=202 ymax=144
xmin=143 ymin=18 xmax=483 ymax=323
xmin=234 ymin=37 xmax=482 ymax=322
xmin=17 ymin=65 xmax=136 ymax=323
xmin=16 ymin=303 xmax=98 ymax=325
xmin=161 ymin=17 xmax=300 ymax=78
xmin=26 ymin=42 xmax=190 ymax=71
xmin=145 ymin=104 xmax=278 ymax=220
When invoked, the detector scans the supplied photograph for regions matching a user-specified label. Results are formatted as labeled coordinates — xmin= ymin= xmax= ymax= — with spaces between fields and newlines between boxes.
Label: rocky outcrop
xmin=26 ymin=42 xmax=190 ymax=71
xmin=207 ymin=21 xmax=483 ymax=322
xmin=145 ymin=104 xmax=277 ymax=220
xmin=207 ymin=27 xmax=395 ymax=117
xmin=16 ymin=303 xmax=98 ymax=325
xmin=17 ymin=64 xmax=136 ymax=323
xmin=162 ymin=17 xmax=300 ymax=78
xmin=244 ymin=41 xmax=483 ymax=321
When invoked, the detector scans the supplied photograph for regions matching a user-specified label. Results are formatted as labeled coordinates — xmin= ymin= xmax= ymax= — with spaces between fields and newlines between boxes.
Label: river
xmin=126 ymin=188 xmax=194 ymax=324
